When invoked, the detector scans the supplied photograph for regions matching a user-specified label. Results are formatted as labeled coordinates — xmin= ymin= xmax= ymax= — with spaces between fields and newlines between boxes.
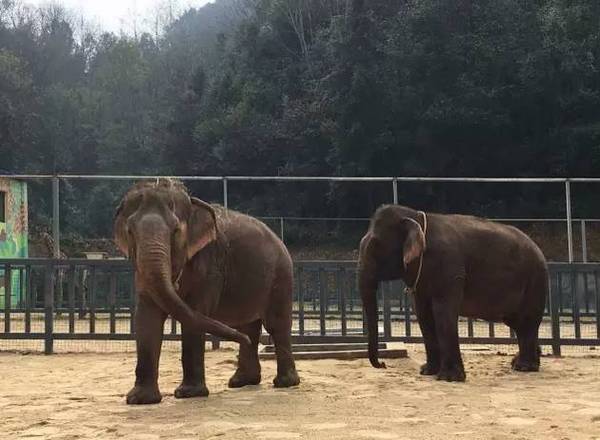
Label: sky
xmin=26 ymin=0 xmax=213 ymax=33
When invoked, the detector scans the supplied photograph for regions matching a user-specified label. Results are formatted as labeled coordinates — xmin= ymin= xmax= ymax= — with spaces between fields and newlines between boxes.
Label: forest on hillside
xmin=1 ymin=0 xmax=600 ymax=252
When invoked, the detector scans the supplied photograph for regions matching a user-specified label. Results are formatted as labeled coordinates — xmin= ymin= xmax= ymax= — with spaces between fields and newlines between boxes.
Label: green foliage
xmin=2 ymin=0 xmax=600 ymax=239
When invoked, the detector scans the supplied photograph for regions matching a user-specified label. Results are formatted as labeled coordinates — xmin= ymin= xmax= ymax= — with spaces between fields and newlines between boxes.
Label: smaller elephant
xmin=114 ymin=179 xmax=299 ymax=404
xmin=358 ymin=204 xmax=548 ymax=382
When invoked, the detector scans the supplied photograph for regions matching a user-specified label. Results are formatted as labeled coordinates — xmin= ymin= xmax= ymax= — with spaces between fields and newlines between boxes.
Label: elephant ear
xmin=113 ymin=198 xmax=129 ymax=257
xmin=401 ymin=217 xmax=426 ymax=268
xmin=187 ymin=197 xmax=218 ymax=259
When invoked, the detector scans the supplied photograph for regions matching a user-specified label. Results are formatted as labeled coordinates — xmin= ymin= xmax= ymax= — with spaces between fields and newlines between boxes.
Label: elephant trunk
xmin=137 ymin=230 xmax=250 ymax=346
xmin=359 ymin=267 xmax=386 ymax=369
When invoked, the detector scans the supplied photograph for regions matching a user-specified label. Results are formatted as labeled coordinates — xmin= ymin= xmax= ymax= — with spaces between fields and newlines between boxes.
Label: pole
xmin=565 ymin=180 xmax=573 ymax=263
xmin=581 ymin=220 xmax=587 ymax=263
xmin=392 ymin=178 xmax=398 ymax=204
xmin=52 ymin=176 xmax=60 ymax=258
xmin=280 ymin=217 xmax=285 ymax=243
xmin=222 ymin=177 xmax=228 ymax=209
xmin=44 ymin=265 xmax=54 ymax=354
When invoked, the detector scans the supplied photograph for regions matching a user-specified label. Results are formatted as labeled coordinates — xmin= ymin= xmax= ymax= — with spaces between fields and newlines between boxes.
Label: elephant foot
xmin=436 ymin=365 xmax=466 ymax=382
xmin=511 ymin=354 xmax=540 ymax=372
xmin=273 ymin=369 xmax=300 ymax=388
xmin=126 ymin=385 xmax=162 ymax=405
xmin=228 ymin=370 xmax=261 ymax=388
xmin=419 ymin=362 xmax=440 ymax=376
xmin=174 ymin=383 xmax=209 ymax=399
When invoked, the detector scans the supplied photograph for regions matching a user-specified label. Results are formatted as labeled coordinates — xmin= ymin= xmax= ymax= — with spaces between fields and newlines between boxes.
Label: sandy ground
xmin=1 ymin=348 xmax=600 ymax=440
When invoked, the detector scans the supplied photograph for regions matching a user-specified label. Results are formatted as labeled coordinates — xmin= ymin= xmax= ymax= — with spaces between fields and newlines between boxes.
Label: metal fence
xmin=1 ymin=259 xmax=598 ymax=355
xmin=258 ymin=216 xmax=600 ymax=262
xmin=5 ymin=174 xmax=600 ymax=263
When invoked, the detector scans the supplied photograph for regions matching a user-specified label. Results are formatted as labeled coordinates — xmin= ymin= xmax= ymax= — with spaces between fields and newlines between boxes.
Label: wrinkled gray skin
xmin=114 ymin=180 xmax=299 ymax=404
xmin=358 ymin=205 xmax=548 ymax=382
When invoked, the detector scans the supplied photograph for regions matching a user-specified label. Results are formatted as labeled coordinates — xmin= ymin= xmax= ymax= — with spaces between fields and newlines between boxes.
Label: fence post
xmin=595 ymin=271 xmax=600 ymax=340
xmin=383 ymin=283 xmax=391 ymax=339
xmin=4 ymin=264 xmax=11 ymax=333
xmin=572 ymin=268 xmax=581 ymax=339
xmin=581 ymin=220 xmax=587 ymax=263
xmin=392 ymin=178 xmax=398 ymax=204
xmin=404 ymin=290 xmax=411 ymax=338
xmin=319 ymin=270 xmax=326 ymax=337
xmin=52 ymin=176 xmax=60 ymax=258
xmin=549 ymin=272 xmax=561 ymax=356
xmin=109 ymin=268 xmax=117 ymax=334
xmin=565 ymin=180 xmax=573 ymax=263
xmin=25 ymin=264 xmax=32 ymax=334
xmin=298 ymin=266 xmax=305 ymax=337
xmin=339 ymin=268 xmax=347 ymax=337
xmin=280 ymin=217 xmax=285 ymax=243
xmin=222 ymin=177 xmax=228 ymax=209
xmin=129 ymin=270 xmax=136 ymax=334
xmin=44 ymin=263 xmax=55 ymax=355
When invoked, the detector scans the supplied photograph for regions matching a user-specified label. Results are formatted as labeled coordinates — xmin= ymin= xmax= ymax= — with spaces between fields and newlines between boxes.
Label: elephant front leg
xmin=175 ymin=329 xmax=209 ymax=398
xmin=127 ymin=295 xmax=167 ymax=405
xmin=414 ymin=297 xmax=440 ymax=376
xmin=432 ymin=290 xmax=466 ymax=382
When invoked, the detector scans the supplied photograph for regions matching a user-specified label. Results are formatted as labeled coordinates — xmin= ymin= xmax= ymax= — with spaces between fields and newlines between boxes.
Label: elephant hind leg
xmin=264 ymin=272 xmax=300 ymax=388
xmin=268 ymin=329 xmax=300 ymax=388
xmin=228 ymin=319 xmax=262 ymax=388
xmin=505 ymin=317 xmax=541 ymax=372
xmin=506 ymin=273 xmax=545 ymax=372
xmin=512 ymin=323 xmax=541 ymax=372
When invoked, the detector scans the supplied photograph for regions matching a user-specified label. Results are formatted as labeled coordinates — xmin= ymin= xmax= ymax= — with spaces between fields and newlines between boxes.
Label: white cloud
xmin=25 ymin=0 xmax=213 ymax=33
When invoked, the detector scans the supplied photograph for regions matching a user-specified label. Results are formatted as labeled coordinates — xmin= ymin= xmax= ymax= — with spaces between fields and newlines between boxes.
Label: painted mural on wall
xmin=0 ymin=178 xmax=28 ymax=258
xmin=0 ymin=178 xmax=28 ymax=308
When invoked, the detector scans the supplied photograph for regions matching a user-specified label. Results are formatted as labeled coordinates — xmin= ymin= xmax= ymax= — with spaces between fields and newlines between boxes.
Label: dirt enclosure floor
xmin=1 ymin=347 xmax=599 ymax=440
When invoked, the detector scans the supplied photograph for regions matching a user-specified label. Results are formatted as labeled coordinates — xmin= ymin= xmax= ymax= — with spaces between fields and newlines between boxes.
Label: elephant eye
xmin=173 ymin=223 xmax=184 ymax=237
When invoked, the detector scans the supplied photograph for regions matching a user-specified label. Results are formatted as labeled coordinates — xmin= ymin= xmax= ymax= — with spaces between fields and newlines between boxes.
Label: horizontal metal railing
xmin=4 ymin=173 xmax=600 ymax=263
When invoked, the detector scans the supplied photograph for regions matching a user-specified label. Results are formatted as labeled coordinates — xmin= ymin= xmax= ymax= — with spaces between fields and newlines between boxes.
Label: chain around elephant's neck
xmin=404 ymin=211 xmax=427 ymax=295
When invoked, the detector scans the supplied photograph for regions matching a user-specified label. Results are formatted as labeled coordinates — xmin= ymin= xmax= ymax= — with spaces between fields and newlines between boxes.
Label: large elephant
xmin=358 ymin=204 xmax=548 ymax=382
xmin=114 ymin=179 xmax=300 ymax=404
